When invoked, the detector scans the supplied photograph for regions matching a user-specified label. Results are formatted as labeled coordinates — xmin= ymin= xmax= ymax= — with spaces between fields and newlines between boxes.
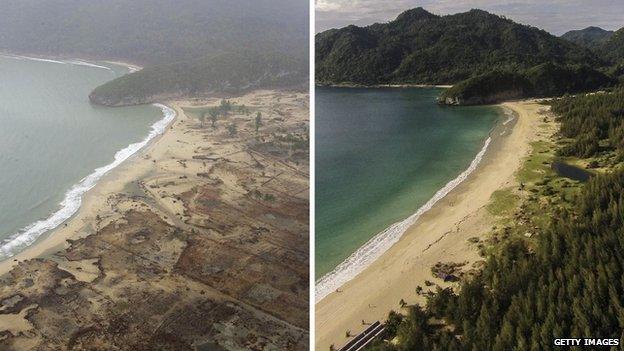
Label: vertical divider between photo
xmin=309 ymin=0 xmax=316 ymax=349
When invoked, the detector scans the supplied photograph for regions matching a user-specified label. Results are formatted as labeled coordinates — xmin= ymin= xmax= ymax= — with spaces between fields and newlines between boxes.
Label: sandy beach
xmin=0 ymin=89 xmax=310 ymax=350
xmin=315 ymin=100 xmax=549 ymax=350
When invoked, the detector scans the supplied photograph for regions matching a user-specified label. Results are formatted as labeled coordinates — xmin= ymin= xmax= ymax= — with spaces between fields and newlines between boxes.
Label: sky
xmin=315 ymin=0 xmax=624 ymax=35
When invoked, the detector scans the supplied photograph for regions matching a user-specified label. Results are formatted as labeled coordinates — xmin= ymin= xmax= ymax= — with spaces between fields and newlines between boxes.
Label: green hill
xmin=598 ymin=27 xmax=624 ymax=65
xmin=562 ymin=26 xmax=624 ymax=82
xmin=561 ymin=26 xmax=614 ymax=50
xmin=89 ymin=51 xmax=307 ymax=106
xmin=316 ymin=8 xmax=602 ymax=85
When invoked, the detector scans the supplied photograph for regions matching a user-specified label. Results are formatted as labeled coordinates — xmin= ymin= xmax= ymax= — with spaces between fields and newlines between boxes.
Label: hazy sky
xmin=315 ymin=0 xmax=624 ymax=35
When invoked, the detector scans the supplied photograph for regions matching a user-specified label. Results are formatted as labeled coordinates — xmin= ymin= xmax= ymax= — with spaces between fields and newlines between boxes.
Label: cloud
xmin=315 ymin=0 xmax=624 ymax=35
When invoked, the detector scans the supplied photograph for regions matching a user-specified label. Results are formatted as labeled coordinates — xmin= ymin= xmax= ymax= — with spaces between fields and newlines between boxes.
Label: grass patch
xmin=516 ymin=140 xmax=556 ymax=184
xmin=487 ymin=188 xmax=519 ymax=217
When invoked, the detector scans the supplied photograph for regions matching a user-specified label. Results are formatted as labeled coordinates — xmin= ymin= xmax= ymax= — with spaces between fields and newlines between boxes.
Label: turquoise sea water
xmin=0 ymin=55 xmax=168 ymax=259
xmin=315 ymin=87 xmax=502 ymax=295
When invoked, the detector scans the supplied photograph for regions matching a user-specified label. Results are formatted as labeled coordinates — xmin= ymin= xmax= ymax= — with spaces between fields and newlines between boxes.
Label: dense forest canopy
xmin=552 ymin=89 xmax=624 ymax=159
xmin=316 ymin=8 xmax=602 ymax=85
xmin=561 ymin=26 xmax=614 ymax=51
xmin=317 ymin=7 xmax=624 ymax=105
xmin=439 ymin=63 xmax=615 ymax=105
xmin=562 ymin=26 xmax=624 ymax=67
xmin=599 ymin=28 xmax=624 ymax=66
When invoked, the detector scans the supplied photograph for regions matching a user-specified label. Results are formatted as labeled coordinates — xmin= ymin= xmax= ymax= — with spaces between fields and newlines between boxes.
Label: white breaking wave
xmin=65 ymin=60 xmax=114 ymax=71
xmin=14 ymin=55 xmax=66 ymax=65
xmin=502 ymin=107 xmax=515 ymax=125
xmin=2 ymin=54 xmax=115 ymax=72
xmin=0 ymin=104 xmax=176 ymax=259
xmin=315 ymin=136 xmax=492 ymax=302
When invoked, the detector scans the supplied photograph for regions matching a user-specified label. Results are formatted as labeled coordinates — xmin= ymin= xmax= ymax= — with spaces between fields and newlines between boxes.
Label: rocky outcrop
xmin=437 ymin=89 xmax=525 ymax=106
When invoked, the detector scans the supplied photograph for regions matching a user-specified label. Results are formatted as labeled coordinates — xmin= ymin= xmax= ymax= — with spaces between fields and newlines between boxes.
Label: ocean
xmin=0 ymin=55 xmax=173 ymax=259
xmin=315 ymin=86 xmax=503 ymax=300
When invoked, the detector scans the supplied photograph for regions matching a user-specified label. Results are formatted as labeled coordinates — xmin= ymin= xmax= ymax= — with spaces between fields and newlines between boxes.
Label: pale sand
xmin=103 ymin=60 xmax=143 ymax=72
xmin=315 ymin=100 xmax=548 ymax=350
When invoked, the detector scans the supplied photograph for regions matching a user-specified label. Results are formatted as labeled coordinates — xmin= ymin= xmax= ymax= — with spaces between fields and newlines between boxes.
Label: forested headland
xmin=89 ymin=51 xmax=307 ymax=106
xmin=438 ymin=63 xmax=614 ymax=105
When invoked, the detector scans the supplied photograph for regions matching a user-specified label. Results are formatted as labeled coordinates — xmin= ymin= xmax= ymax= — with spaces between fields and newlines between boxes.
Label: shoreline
xmin=103 ymin=60 xmax=143 ymax=72
xmin=0 ymin=103 xmax=176 ymax=274
xmin=315 ymin=100 xmax=545 ymax=350
xmin=315 ymin=132 xmax=496 ymax=302
xmin=317 ymin=83 xmax=453 ymax=89
xmin=315 ymin=106 xmax=514 ymax=301
xmin=0 ymin=55 xmax=172 ymax=272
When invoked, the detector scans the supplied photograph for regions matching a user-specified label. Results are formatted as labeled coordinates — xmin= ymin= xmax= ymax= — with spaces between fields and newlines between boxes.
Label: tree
xmin=220 ymin=99 xmax=233 ymax=116
xmin=198 ymin=112 xmax=206 ymax=128
xmin=240 ymin=104 xmax=250 ymax=116
xmin=227 ymin=122 xmax=237 ymax=136
xmin=208 ymin=107 xmax=220 ymax=128
xmin=255 ymin=111 xmax=263 ymax=133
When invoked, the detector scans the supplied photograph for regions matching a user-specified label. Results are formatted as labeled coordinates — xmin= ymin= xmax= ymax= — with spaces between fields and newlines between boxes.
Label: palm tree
xmin=198 ymin=112 xmax=206 ymax=128
xmin=208 ymin=107 xmax=220 ymax=128
xmin=220 ymin=99 xmax=232 ymax=116
xmin=240 ymin=104 xmax=250 ymax=116
xmin=255 ymin=111 xmax=262 ymax=133
xmin=227 ymin=122 xmax=237 ymax=136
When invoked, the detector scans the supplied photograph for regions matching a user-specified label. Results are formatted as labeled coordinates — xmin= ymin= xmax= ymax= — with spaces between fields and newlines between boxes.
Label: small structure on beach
xmin=434 ymin=272 xmax=458 ymax=282
xmin=338 ymin=321 xmax=385 ymax=351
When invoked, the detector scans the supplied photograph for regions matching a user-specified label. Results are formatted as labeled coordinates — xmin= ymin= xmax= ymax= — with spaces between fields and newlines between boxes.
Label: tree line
xmin=551 ymin=88 xmax=624 ymax=159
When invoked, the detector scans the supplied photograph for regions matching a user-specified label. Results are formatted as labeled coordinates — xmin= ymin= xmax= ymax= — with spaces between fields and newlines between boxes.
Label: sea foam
xmin=0 ymin=104 xmax=176 ymax=259
xmin=1 ymin=54 xmax=115 ymax=72
xmin=16 ymin=56 xmax=66 ymax=65
xmin=502 ymin=107 xmax=515 ymax=125
xmin=65 ymin=60 xmax=114 ymax=71
xmin=315 ymin=136 xmax=492 ymax=302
